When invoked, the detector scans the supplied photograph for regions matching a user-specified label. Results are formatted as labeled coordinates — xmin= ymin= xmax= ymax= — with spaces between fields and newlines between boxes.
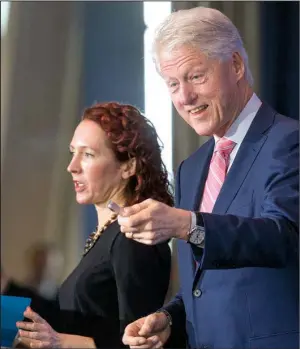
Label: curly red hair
xmin=82 ymin=102 xmax=174 ymax=207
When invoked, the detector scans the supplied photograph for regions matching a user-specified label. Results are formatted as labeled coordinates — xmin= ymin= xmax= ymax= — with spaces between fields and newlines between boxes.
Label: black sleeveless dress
xmin=53 ymin=221 xmax=171 ymax=348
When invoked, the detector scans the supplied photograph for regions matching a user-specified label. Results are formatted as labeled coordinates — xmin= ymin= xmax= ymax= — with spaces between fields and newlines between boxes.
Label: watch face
xmin=189 ymin=228 xmax=205 ymax=246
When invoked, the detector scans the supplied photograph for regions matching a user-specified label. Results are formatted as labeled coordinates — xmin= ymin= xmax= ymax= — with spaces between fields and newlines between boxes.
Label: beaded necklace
xmin=83 ymin=213 xmax=118 ymax=256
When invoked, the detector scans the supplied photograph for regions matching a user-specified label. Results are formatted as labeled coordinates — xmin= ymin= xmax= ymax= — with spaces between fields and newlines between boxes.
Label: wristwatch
xmin=187 ymin=212 xmax=205 ymax=248
xmin=155 ymin=309 xmax=172 ymax=327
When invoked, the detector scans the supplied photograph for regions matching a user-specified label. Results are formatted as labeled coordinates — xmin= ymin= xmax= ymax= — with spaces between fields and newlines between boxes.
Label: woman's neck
xmin=95 ymin=206 xmax=116 ymax=232
xmin=94 ymin=195 xmax=126 ymax=232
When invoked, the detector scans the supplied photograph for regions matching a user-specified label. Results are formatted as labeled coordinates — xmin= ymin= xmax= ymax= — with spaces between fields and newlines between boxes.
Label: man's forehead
xmin=157 ymin=47 xmax=212 ymax=75
xmin=158 ymin=44 xmax=206 ymax=59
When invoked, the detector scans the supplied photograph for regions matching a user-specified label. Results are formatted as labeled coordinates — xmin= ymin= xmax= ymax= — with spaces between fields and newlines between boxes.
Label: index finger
xmin=16 ymin=321 xmax=44 ymax=332
xmin=138 ymin=315 xmax=157 ymax=336
xmin=120 ymin=199 xmax=152 ymax=217
xmin=118 ymin=202 xmax=156 ymax=231
xmin=24 ymin=307 xmax=46 ymax=324
xmin=122 ymin=333 xmax=147 ymax=346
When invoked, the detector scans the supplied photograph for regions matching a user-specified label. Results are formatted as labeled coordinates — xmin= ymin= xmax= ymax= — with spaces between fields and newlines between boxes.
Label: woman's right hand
xmin=122 ymin=312 xmax=171 ymax=348
xmin=16 ymin=307 xmax=62 ymax=348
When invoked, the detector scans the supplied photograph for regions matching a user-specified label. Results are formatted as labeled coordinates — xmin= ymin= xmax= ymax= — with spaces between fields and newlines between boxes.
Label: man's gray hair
xmin=152 ymin=6 xmax=254 ymax=86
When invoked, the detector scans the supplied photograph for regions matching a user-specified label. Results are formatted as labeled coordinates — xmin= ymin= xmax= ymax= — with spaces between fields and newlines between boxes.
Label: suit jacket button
xmin=193 ymin=289 xmax=202 ymax=297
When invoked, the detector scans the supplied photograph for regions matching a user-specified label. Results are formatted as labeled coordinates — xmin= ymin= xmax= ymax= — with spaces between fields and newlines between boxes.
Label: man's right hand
xmin=122 ymin=312 xmax=171 ymax=348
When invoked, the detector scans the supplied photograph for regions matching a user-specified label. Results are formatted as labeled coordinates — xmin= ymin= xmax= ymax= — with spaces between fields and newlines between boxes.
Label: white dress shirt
xmin=214 ymin=93 xmax=262 ymax=171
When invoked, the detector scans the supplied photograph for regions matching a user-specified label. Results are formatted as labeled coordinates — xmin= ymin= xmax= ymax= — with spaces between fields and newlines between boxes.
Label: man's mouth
xmin=189 ymin=104 xmax=209 ymax=114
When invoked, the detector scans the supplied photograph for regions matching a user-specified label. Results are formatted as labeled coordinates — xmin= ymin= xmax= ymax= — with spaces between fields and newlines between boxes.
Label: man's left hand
xmin=118 ymin=199 xmax=191 ymax=245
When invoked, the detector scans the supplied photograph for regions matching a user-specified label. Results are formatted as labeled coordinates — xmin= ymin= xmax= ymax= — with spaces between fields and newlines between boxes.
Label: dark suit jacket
xmin=164 ymin=103 xmax=299 ymax=349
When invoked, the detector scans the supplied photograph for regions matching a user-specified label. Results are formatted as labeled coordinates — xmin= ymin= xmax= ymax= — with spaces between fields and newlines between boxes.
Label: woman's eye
xmin=85 ymin=152 xmax=94 ymax=158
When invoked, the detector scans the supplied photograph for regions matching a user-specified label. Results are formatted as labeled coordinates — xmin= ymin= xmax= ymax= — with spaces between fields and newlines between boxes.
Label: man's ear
xmin=121 ymin=158 xmax=137 ymax=179
xmin=232 ymin=51 xmax=245 ymax=82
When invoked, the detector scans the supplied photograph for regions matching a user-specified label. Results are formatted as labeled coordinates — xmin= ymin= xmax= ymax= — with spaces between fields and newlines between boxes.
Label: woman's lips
xmin=73 ymin=181 xmax=86 ymax=192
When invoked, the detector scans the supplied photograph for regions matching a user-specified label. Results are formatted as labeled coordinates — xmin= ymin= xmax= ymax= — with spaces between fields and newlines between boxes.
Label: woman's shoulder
xmin=111 ymin=226 xmax=171 ymax=261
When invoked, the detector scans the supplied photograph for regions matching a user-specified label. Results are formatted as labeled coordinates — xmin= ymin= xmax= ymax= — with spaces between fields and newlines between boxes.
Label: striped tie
xmin=200 ymin=138 xmax=236 ymax=213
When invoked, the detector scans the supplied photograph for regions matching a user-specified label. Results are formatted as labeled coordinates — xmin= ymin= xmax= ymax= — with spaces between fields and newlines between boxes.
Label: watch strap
xmin=190 ymin=211 xmax=197 ymax=230
xmin=188 ymin=211 xmax=204 ymax=236
xmin=195 ymin=211 xmax=204 ymax=227
xmin=155 ymin=309 xmax=172 ymax=327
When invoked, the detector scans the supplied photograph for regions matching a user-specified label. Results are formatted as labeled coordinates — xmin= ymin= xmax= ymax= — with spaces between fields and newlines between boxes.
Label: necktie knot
xmin=215 ymin=138 xmax=236 ymax=156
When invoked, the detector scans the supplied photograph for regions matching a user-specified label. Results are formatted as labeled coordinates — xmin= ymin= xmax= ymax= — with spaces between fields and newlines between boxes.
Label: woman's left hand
xmin=16 ymin=306 xmax=62 ymax=348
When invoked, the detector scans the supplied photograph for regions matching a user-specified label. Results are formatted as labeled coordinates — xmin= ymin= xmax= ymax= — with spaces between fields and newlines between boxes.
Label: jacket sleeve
xmin=162 ymin=289 xmax=187 ymax=347
xmin=160 ymin=160 xmax=187 ymax=347
xmin=194 ymin=128 xmax=299 ymax=269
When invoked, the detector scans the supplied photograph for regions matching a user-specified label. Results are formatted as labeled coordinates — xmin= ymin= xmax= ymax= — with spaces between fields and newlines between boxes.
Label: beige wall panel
xmin=1 ymin=2 xmax=83 ymax=282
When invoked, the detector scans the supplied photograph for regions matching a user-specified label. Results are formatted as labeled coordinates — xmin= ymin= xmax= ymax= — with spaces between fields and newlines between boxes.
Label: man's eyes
xmin=166 ymin=73 xmax=206 ymax=88
xmin=169 ymin=81 xmax=178 ymax=88
xmin=191 ymin=73 xmax=205 ymax=81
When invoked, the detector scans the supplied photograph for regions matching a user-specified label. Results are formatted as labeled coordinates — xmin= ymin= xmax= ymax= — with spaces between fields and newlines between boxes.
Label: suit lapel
xmin=178 ymin=139 xmax=214 ymax=275
xmin=180 ymin=138 xmax=214 ymax=211
xmin=212 ymin=103 xmax=275 ymax=215
xmin=191 ymin=139 xmax=215 ymax=210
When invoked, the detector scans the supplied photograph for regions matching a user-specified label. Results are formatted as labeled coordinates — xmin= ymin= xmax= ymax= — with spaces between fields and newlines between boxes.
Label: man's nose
xmin=178 ymin=84 xmax=197 ymax=105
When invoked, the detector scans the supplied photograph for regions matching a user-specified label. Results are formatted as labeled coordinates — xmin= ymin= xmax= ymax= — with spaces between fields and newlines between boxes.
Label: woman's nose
xmin=67 ymin=155 xmax=81 ymax=173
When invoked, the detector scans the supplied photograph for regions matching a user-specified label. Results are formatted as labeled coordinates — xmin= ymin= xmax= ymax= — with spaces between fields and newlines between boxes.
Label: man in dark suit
xmin=119 ymin=6 xmax=299 ymax=349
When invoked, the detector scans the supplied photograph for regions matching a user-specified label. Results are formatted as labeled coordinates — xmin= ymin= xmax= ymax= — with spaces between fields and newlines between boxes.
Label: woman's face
xmin=67 ymin=119 xmax=129 ymax=207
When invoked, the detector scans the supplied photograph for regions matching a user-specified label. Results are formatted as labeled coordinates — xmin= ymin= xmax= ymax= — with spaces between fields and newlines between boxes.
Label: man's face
xmin=159 ymin=45 xmax=243 ymax=137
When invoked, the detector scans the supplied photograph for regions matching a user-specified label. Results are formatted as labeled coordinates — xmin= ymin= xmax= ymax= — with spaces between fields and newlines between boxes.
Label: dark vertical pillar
xmin=260 ymin=1 xmax=299 ymax=119
xmin=82 ymin=2 xmax=145 ymax=237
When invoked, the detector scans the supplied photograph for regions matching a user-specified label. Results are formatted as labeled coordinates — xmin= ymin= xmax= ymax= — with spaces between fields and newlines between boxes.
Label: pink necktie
xmin=200 ymin=138 xmax=236 ymax=213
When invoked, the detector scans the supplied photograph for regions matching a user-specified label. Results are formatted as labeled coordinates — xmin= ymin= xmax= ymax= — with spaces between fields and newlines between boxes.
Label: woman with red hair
xmin=16 ymin=102 xmax=173 ymax=348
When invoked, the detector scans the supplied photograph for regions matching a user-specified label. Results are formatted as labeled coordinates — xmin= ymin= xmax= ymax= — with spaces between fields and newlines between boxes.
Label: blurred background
xmin=1 ymin=1 xmax=299 ymax=299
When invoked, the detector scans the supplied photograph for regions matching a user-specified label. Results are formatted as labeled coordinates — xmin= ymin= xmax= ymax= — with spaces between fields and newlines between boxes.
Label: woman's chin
xmin=76 ymin=195 xmax=92 ymax=205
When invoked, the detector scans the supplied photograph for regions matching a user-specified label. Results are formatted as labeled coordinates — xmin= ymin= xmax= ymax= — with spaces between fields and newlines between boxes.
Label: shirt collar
xmin=214 ymin=93 xmax=262 ymax=145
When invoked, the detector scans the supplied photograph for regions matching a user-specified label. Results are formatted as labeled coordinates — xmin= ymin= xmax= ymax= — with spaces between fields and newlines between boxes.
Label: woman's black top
xmin=53 ymin=221 xmax=171 ymax=348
